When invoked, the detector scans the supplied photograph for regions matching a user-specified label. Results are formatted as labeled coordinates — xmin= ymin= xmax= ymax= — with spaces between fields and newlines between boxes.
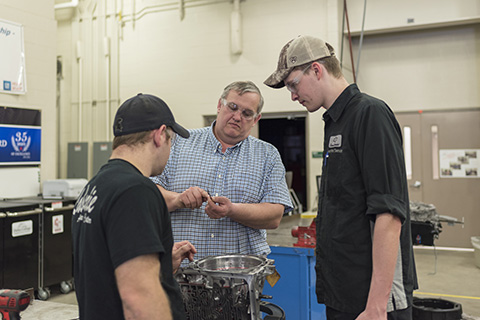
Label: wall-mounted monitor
xmin=0 ymin=124 xmax=41 ymax=165
xmin=0 ymin=106 xmax=41 ymax=166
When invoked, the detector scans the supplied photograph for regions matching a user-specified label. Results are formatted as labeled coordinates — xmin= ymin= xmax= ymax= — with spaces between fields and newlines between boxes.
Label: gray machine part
xmin=175 ymin=255 xmax=278 ymax=320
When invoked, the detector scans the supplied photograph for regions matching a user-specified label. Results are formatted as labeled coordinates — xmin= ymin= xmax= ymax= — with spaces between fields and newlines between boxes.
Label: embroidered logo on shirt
xmin=328 ymin=135 xmax=342 ymax=148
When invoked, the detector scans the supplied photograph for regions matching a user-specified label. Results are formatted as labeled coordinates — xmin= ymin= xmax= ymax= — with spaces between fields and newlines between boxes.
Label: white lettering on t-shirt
xmin=73 ymin=185 xmax=97 ymax=224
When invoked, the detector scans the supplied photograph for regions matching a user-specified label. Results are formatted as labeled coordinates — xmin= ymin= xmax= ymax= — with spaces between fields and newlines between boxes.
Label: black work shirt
xmin=315 ymin=84 xmax=417 ymax=314
xmin=72 ymin=159 xmax=186 ymax=320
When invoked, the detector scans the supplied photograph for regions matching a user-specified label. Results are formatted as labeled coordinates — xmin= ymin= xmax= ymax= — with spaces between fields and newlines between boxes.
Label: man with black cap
xmin=265 ymin=36 xmax=417 ymax=320
xmin=72 ymin=93 xmax=196 ymax=320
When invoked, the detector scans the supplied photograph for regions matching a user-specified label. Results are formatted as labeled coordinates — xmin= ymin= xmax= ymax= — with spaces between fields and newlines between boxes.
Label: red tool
xmin=0 ymin=289 xmax=31 ymax=320
xmin=291 ymin=220 xmax=316 ymax=248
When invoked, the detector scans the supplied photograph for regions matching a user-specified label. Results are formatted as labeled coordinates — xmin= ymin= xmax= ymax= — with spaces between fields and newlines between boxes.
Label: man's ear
xmin=153 ymin=125 xmax=167 ymax=147
xmin=252 ymin=113 xmax=262 ymax=127
xmin=311 ymin=62 xmax=323 ymax=80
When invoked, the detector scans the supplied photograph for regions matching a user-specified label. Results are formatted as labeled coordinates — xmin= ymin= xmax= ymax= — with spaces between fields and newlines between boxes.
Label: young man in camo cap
xmin=265 ymin=35 xmax=417 ymax=320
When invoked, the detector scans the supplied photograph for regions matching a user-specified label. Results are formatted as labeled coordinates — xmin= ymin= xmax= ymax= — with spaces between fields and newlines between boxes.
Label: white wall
xmin=350 ymin=25 xmax=480 ymax=111
xmin=346 ymin=0 xmax=480 ymax=33
xmin=0 ymin=0 xmax=57 ymax=196
xmin=344 ymin=0 xmax=480 ymax=112
xmin=57 ymin=0 xmax=338 ymax=206
xmin=55 ymin=0 xmax=480 ymax=209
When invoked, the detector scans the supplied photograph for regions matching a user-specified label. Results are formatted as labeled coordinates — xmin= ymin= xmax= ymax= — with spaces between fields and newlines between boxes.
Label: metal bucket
xmin=195 ymin=254 xmax=271 ymax=273
xmin=175 ymin=255 xmax=276 ymax=320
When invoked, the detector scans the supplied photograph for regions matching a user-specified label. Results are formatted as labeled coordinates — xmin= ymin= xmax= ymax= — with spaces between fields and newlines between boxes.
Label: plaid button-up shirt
xmin=151 ymin=123 xmax=293 ymax=265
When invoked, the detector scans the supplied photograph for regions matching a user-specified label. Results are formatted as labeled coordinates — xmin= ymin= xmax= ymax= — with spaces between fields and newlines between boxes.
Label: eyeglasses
xmin=221 ymin=99 xmax=257 ymax=121
xmin=166 ymin=128 xmax=176 ymax=144
xmin=285 ymin=64 xmax=311 ymax=93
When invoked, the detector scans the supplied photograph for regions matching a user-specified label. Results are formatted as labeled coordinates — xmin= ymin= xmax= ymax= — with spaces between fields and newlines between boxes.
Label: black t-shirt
xmin=316 ymin=84 xmax=417 ymax=313
xmin=72 ymin=159 xmax=185 ymax=320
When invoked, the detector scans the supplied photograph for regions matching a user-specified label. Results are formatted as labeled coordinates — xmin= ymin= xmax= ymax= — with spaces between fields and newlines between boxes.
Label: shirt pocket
xmin=228 ymin=169 xmax=264 ymax=203
xmin=325 ymin=150 xmax=344 ymax=199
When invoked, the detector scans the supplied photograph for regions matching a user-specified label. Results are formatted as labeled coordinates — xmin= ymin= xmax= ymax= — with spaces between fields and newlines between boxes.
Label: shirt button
xmin=223 ymin=156 xmax=226 ymax=160
xmin=211 ymin=234 xmax=215 ymax=238
xmin=218 ymin=174 xmax=222 ymax=178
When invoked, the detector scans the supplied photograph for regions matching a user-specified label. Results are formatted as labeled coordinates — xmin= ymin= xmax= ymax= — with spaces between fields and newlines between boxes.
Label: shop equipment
xmin=410 ymin=201 xmax=465 ymax=274
xmin=9 ymin=198 xmax=76 ymax=300
xmin=413 ymin=297 xmax=462 ymax=320
xmin=0 ymin=289 xmax=31 ymax=320
xmin=0 ymin=201 xmax=42 ymax=291
xmin=175 ymin=254 xmax=285 ymax=319
xmin=291 ymin=219 xmax=316 ymax=248
xmin=42 ymin=179 xmax=87 ymax=199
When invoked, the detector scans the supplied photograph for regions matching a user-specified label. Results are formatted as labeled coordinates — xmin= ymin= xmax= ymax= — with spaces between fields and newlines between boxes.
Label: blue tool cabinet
xmin=263 ymin=246 xmax=326 ymax=320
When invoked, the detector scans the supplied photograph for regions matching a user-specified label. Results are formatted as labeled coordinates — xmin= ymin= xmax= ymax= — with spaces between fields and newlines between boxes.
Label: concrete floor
xmin=20 ymin=214 xmax=480 ymax=319
xmin=268 ymin=214 xmax=480 ymax=319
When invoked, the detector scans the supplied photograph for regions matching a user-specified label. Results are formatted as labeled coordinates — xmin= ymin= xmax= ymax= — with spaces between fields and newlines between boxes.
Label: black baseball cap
xmin=113 ymin=93 xmax=189 ymax=138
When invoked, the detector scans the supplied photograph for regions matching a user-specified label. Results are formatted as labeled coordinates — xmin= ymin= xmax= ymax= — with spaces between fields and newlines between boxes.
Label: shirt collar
xmin=208 ymin=121 xmax=246 ymax=154
xmin=323 ymin=83 xmax=360 ymax=123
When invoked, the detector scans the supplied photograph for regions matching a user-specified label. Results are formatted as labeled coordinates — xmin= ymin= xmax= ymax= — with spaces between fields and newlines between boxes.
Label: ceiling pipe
xmin=54 ymin=0 xmax=79 ymax=10
xmin=230 ymin=0 xmax=242 ymax=55
xmin=179 ymin=0 xmax=185 ymax=20
xmin=54 ymin=0 xmax=79 ymax=21
xmin=76 ymin=40 xmax=83 ymax=141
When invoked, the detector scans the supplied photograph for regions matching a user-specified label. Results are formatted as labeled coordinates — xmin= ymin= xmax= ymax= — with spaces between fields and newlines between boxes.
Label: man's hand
xmin=172 ymin=241 xmax=197 ymax=273
xmin=205 ymin=198 xmax=284 ymax=229
xmin=178 ymin=187 xmax=210 ymax=209
xmin=355 ymin=307 xmax=386 ymax=320
xmin=157 ymin=185 xmax=210 ymax=212
xmin=204 ymin=195 xmax=231 ymax=219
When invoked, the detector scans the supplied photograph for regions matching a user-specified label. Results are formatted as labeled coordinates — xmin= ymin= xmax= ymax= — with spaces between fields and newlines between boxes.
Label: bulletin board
xmin=439 ymin=149 xmax=479 ymax=178
xmin=0 ymin=19 xmax=26 ymax=94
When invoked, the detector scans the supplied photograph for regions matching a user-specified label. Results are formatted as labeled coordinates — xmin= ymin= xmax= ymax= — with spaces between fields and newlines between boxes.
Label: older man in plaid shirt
xmin=152 ymin=80 xmax=293 ymax=265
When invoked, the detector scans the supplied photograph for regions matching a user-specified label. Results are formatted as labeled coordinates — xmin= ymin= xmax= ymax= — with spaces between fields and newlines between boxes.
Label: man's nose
xmin=231 ymin=109 xmax=242 ymax=121
xmin=291 ymin=91 xmax=299 ymax=101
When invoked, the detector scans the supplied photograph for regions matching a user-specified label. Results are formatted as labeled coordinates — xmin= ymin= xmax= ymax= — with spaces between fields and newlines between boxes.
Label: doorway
xmin=259 ymin=115 xmax=307 ymax=211
xmin=396 ymin=109 xmax=480 ymax=248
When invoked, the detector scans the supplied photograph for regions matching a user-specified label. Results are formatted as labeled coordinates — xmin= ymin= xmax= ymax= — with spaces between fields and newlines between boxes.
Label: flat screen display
xmin=0 ymin=124 xmax=41 ymax=165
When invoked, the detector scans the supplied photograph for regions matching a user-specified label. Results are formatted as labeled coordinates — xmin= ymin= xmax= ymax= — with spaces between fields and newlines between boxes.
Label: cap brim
xmin=171 ymin=123 xmax=190 ymax=138
xmin=263 ymin=68 xmax=292 ymax=89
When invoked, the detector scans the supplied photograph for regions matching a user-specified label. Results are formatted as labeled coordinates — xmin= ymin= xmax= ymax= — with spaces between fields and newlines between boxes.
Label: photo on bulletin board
xmin=439 ymin=149 xmax=479 ymax=178
xmin=0 ymin=19 xmax=27 ymax=94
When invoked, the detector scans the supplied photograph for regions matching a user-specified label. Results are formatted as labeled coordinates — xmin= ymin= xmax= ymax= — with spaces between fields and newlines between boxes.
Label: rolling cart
xmin=0 ymin=201 xmax=42 ymax=291
xmin=11 ymin=197 xmax=76 ymax=300
xmin=39 ymin=199 xmax=75 ymax=299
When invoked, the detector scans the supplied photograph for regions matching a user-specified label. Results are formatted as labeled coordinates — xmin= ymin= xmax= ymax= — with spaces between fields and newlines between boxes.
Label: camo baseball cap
xmin=264 ymin=35 xmax=334 ymax=89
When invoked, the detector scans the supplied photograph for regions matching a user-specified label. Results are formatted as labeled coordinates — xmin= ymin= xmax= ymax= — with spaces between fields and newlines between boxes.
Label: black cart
xmin=11 ymin=197 xmax=76 ymax=300
xmin=0 ymin=201 xmax=42 ymax=291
